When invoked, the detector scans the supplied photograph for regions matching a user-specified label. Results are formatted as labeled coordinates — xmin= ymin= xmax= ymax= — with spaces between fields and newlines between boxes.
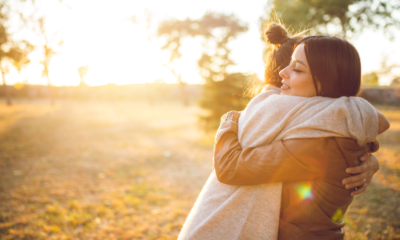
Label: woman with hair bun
xmin=178 ymin=23 xmax=386 ymax=240
xmin=264 ymin=23 xmax=303 ymax=87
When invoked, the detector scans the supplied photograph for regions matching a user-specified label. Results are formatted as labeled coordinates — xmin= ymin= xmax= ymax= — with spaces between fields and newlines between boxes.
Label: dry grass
xmin=0 ymin=100 xmax=214 ymax=239
xmin=0 ymin=100 xmax=399 ymax=239
xmin=344 ymin=105 xmax=400 ymax=240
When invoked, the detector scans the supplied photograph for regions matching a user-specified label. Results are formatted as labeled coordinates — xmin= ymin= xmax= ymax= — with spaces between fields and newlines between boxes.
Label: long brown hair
xmin=298 ymin=35 xmax=361 ymax=98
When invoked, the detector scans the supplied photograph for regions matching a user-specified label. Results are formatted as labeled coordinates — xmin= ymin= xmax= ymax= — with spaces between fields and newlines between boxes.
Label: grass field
xmin=0 ymin=100 xmax=399 ymax=240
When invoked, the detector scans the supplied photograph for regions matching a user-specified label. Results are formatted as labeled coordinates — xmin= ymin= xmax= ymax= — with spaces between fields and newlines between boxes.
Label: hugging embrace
xmin=178 ymin=23 xmax=390 ymax=240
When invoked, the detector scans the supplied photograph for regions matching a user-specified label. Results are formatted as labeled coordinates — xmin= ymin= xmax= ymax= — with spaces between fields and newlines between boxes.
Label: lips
xmin=281 ymin=82 xmax=291 ymax=90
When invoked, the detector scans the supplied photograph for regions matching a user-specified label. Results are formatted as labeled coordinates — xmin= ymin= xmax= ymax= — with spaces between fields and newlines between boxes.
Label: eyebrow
xmin=292 ymin=58 xmax=307 ymax=67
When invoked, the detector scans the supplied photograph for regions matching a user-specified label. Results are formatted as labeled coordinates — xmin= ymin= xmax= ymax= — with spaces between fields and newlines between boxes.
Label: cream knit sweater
xmin=178 ymin=85 xmax=379 ymax=240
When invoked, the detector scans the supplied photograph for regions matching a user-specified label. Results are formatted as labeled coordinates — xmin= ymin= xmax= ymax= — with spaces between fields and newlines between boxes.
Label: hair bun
xmin=265 ymin=23 xmax=289 ymax=45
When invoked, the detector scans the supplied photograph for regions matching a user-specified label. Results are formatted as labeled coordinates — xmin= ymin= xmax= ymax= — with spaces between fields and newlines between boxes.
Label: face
xmin=279 ymin=44 xmax=317 ymax=97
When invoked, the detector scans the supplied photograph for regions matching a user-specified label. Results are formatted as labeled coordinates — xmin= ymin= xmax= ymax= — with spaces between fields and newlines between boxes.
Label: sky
xmin=5 ymin=0 xmax=400 ymax=86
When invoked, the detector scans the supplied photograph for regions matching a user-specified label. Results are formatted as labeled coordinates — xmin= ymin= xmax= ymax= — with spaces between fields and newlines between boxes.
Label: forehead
xmin=292 ymin=44 xmax=308 ymax=66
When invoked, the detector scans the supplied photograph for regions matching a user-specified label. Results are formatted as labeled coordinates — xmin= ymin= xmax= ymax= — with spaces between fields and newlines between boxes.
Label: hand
xmin=220 ymin=111 xmax=241 ymax=126
xmin=342 ymin=152 xmax=380 ymax=196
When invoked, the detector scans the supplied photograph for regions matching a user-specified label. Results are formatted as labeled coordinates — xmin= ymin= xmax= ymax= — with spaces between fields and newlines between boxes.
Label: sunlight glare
xmin=296 ymin=183 xmax=313 ymax=201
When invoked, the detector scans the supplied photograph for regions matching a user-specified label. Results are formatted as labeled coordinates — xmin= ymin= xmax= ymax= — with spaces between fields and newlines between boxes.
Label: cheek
xmin=291 ymin=75 xmax=307 ymax=89
xmin=302 ymin=75 xmax=317 ymax=96
xmin=292 ymin=74 xmax=316 ymax=96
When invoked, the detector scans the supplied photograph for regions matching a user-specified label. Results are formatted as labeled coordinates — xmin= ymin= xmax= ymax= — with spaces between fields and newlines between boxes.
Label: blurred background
xmin=0 ymin=0 xmax=399 ymax=239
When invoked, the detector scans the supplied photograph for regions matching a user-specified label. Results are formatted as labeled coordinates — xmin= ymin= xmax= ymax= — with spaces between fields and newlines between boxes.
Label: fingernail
xmin=361 ymin=156 xmax=365 ymax=160
xmin=346 ymin=169 xmax=350 ymax=173
xmin=351 ymin=193 xmax=354 ymax=196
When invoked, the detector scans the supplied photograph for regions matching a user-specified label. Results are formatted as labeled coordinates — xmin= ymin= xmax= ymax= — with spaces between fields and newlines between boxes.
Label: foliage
xmin=362 ymin=56 xmax=400 ymax=87
xmin=362 ymin=72 xmax=379 ymax=86
xmin=195 ymin=13 xmax=249 ymax=130
xmin=267 ymin=0 xmax=400 ymax=38
xmin=0 ymin=2 xmax=33 ymax=105
xmin=158 ymin=18 xmax=198 ymax=63
xmin=78 ymin=65 xmax=89 ymax=86
xmin=20 ymin=0 xmax=68 ymax=104
xmin=157 ymin=17 xmax=195 ymax=106
xmin=36 ymin=17 xmax=63 ymax=84
xmin=199 ymin=72 xmax=250 ymax=130
xmin=379 ymin=55 xmax=400 ymax=76
xmin=391 ymin=77 xmax=400 ymax=87
xmin=159 ymin=12 xmax=249 ymax=130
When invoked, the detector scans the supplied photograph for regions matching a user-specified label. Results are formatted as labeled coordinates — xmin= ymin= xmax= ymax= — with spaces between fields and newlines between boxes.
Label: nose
xmin=279 ymin=66 xmax=289 ymax=80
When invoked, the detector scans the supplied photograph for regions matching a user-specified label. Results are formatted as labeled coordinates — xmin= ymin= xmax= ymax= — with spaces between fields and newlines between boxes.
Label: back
xmin=279 ymin=137 xmax=365 ymax=240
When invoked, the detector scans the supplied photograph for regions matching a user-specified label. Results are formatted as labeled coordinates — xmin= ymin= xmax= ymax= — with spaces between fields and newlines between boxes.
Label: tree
xmin=364 ymin=55 xmax=400 ymax=87
xmin=0 ymin=3 xmax=33 ymax=105
xmin=77 ymin=65 xmax=89 ymax=86
xmin=196 ymin=13 xmax=249 ymax=130
xmin=362 ymin=72 xmax=379 ymax=86
xmin=159 ymin=13 xmax=249 ymax=129
xmin=267 ymin=0 xmax=400 ymax=38
xmin=17 ymin=0 xmax=70 ymax=104
xmin=390 ymin=77 xmax=400 ymax=87
xmin=200 ymin=72 xmax=250 ymax=129
xmin=37 ymin=17 xmax=63 ymax=105
xmin=378 ymin=55 xmax=400 ymax=78
xmin=157 ymin=17 xmax=198 ymax=107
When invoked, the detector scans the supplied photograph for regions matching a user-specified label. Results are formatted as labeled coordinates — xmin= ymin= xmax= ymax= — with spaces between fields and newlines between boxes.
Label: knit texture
xmin=178 ymin=85 xmax=379 ymax=240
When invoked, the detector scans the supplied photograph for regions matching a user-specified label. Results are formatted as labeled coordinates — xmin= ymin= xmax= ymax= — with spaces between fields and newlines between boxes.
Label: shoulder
xmin=261 ymin=84 xmax=281 ymax=93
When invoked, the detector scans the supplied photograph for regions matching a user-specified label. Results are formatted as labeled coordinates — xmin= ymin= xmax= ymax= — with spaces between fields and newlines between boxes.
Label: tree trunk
xmin=179 ymin=81 xmax=189 ymax=107
xmin=1 ymin=69 xmax=11 ymax=106
xmin=47 ymin=76 xmax=54 ymax=105
xmin=340 ymin=20 xmax=348 ymax=39
xmin=146 ymin=83 xmax=154 ymax=107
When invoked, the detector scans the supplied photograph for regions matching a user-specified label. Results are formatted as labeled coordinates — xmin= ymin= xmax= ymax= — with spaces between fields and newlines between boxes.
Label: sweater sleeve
xmin=213 ymin=114 xmax=331 ymax=185
xmin=335 ymin=97 xmax=379 ymax=146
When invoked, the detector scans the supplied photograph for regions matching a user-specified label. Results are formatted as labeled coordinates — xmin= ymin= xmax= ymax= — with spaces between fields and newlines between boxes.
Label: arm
xmin=344 ymin=107 xmax=387 ymax=194
xmin=214 ymin=111 xmax=377 ymax=188
xmin=214 ymin=112 xmax=328 ymax=185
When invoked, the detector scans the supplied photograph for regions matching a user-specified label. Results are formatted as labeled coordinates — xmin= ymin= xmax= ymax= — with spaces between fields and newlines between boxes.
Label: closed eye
xmin=293 ymin=69 xmax=302 ymax=73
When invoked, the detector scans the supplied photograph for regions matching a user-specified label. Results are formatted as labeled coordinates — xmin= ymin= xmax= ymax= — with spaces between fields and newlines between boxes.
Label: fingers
xmin=351 ymin=183 xmax=368 ymax=196
xmin=370 ymin=154 xmax=380 ymax=173
xmin=342 ymin=172 xmax=368 ymax=185
xmin=346 ymin=161 xmax=368 ymax=174
xmin=344 ymin=151 xmax=375 ymax=196
xmin=359 ymin=152 xmax=371 ymax=161
xmin=345 ymin=179 xmax=367 ymax=189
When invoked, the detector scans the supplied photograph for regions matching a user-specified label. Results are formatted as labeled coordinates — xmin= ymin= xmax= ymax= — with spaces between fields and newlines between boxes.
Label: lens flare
xmin=331 ymin=208 xmax=344 ymax=223
xmin=296 ymin=183 xmax=313 ymax=200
